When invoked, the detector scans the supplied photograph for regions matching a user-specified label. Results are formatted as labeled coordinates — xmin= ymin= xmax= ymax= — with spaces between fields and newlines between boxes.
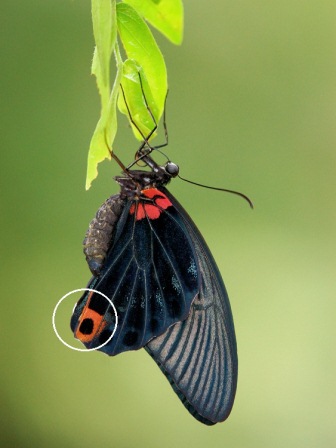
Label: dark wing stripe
xmin=139 ymin=268 xmax=148 ymax=347
xmin=111 ymin=260 xmax=138 ymax=349
xmin=151 ymin=261 xmax=168 ymax=333
xmin=175 ymin=310 xmax=203 ymax=383
xmin=189 ymin=310 xmax=212 ymax=397
xmin=167 ymin=304 xmax=197 ymax=367
xmin=158 ymin=320 xmax=184 ymax=361
xmin=221 ymin=322 xmax=235 ymax=418
xmin=152 ymin=321 xmax=181 ymax=360
xmin=204 ymin=312 xmax=223 ymax=416
xmin=210 ymin=349 xmax=222 ymax=415
xmin=145 ymin=212 xmax=188 ymax=313
xmin=197 ymin=342 xmax=216 ymax=407
xmin=176 ymin=310 xmax=204 ymax=389
xmin=213 ymin=325 xmax=225 ymax=416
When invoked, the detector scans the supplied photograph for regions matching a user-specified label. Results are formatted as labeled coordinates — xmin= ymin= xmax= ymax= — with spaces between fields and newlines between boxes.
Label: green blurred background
xmin=1 ymin=1 xmax=335 ymax=447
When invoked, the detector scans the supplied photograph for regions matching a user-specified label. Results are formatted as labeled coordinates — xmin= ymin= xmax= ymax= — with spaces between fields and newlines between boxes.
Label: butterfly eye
xmin=165 ymin=162 xmax=179 ymax=177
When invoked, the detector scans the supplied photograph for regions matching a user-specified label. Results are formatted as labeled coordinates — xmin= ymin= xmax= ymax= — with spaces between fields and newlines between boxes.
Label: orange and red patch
xmin=130 ymin=188 xmax=172 ymax=220
xmin=75 ymin=291 xmax=107 ymax=343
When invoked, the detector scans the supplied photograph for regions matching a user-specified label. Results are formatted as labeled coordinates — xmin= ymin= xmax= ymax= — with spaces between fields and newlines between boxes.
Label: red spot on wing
xmin=75 ymin=292 xmax=107 ymax=343
xmin=142 ymin=189 xmax=172 ymax=209
xmin=130 ymin=188 xmax=173 ymax=221
xmin=130 ymin=203 xmax=146 ymax=220
xmin=144 ymin=204 xmax=161 ymax=219
xmin=156 ymin=197 xmax=171 ymax=209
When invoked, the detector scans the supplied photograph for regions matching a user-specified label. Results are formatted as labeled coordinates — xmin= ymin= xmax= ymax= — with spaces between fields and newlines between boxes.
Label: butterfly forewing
xmin=71 ymin=189 xmax=199 ymax=356
xmin=145 ymin=188 xmax=238 ymax=425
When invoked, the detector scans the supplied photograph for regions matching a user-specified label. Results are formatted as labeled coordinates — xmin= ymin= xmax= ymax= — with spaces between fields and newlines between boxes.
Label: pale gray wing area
xmin=145 ymin=191 xmax=238 ymax=425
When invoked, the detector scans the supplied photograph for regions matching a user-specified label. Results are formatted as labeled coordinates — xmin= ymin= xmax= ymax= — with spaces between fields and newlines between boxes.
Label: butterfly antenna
xmin=178 ymin=175 xmax=254 ymax=209
xmin=103 ymin=129 xmax=129 ymax=174
xmin=120 ymin=83 xmax=156 ymax=151
xmin=136 ymin=74 xmax=170 ymax=153
xmin=126 ymin=75 xmax=170 ymax=169
xmin=137 ymin=74 xmax=157 ymax=137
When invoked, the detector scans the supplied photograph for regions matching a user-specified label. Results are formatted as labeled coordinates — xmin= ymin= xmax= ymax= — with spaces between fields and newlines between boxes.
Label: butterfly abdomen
xmin=83 ymin=194 xmax=125 ymax=276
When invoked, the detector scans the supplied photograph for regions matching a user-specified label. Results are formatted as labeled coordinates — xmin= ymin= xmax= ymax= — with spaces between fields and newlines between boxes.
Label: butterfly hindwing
xmin=145 ymin=188 xmax=238 ymax=425
xmin=71 ymin=188 xmax=199 ymax=356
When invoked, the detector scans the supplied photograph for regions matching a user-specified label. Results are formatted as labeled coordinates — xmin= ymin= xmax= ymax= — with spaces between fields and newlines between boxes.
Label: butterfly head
xmin=115 ymin=158 xmax=179 ymax=198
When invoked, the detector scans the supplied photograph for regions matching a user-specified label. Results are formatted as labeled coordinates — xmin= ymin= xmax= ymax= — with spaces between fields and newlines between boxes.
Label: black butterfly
xmin=71 ymin=151 xmax=238 ymax=425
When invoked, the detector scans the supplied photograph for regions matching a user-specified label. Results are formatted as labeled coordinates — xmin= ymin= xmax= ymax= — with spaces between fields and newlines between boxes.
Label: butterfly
xmin=71 ymin=149 xmax=239 ymax=425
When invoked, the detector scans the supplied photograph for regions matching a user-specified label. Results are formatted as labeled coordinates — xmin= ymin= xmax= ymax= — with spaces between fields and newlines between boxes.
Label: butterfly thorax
xmin=115 ymin=163 xmax=175 ymax=200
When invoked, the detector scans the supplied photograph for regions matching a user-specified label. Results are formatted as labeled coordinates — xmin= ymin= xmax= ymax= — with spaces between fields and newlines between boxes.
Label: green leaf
xmin=86 ymin=0 xmax=120 ymax=190
xmin=118 ymin=59 xmax=158 ymax=141
xmin=123 ymin=0 xmax=184 ymax=45
xmin=116 ymin=2 xmax=167 ymax=139
xmin=86 ymin=59 xmax=123 ymax=190
xmin=91 ymin=0 xmax=116 ymax=106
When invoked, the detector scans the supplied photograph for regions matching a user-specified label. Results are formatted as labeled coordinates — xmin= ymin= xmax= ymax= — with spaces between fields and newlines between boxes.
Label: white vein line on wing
xmin=104 ymin=238 xmax=132 ymax=277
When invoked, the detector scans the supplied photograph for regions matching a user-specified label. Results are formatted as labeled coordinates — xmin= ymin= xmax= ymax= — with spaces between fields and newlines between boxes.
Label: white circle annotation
xmin=52 ymin=288 xmax=118 ymax=352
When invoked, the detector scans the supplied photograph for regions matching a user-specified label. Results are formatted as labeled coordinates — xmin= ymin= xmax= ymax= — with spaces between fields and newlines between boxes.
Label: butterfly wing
xmin=145 ymin=188 xmax=238 ymax=425
xmin=71 ymin=189 xmax=199 ymax=356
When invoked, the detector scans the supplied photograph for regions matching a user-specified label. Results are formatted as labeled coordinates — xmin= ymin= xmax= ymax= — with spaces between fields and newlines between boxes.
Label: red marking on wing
xmin=130 ymin=203 xmax=146 ymax=220
xmin=75 ymin=292 xmax=107 ymax=343
xmin=130 ymin=188 xmax=173 ymax=221
xmin=144 ymin=204 xmax=161 ymax=219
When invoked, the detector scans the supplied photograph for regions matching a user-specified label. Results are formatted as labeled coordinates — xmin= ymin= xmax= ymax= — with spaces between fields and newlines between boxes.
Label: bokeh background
xmin=1 ymin=1 xmax=335 ymax=447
